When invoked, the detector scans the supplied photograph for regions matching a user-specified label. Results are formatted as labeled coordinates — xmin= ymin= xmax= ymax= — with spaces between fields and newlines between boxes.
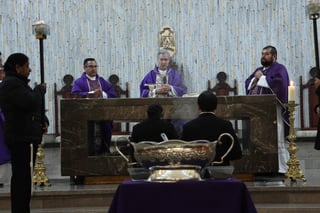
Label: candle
xmin=288 ymin=81 xmax=295 ymax=101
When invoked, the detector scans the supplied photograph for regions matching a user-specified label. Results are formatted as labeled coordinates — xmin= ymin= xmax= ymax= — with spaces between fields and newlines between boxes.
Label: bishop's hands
xmin=156 ymin=84 xmax=171 ymax=95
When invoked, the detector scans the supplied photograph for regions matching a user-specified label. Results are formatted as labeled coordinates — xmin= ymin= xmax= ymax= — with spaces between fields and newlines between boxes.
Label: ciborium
xmin=115 ymin=133 xmax=234 ymax=182
xmin=144 ymin=84 xmax=157 ymax=97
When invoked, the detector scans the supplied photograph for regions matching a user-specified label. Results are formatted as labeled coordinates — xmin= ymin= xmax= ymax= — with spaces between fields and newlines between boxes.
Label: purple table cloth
xmin=108 ymin=178 xmax=257 ymax=213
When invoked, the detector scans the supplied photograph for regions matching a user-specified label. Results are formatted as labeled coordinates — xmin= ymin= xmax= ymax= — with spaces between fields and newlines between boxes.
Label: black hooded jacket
xmin=0 ymin=71 xmax=46 ymax=148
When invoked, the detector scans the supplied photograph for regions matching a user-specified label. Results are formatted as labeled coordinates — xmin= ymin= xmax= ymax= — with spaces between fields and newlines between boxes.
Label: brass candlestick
xmin=284 ymin=100 xmax=306 ymax=185
xmin=32 ymin=138 xmax=51 ymax=186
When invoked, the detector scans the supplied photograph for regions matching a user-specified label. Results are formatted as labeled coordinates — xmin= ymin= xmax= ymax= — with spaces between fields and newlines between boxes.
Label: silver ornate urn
xmin=115 ymin=133 xmax=234 ymax=182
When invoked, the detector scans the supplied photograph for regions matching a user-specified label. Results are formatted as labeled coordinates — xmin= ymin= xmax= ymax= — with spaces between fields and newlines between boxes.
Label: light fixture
xmin=306 ymin=0 xmax=320 ymax=68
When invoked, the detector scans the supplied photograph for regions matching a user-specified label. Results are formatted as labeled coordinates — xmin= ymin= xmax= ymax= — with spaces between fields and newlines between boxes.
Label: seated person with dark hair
xmin=181 ymin=91 xmax=242 ymax=165
xmin=130 ymin=103 xmax=178 ymax=142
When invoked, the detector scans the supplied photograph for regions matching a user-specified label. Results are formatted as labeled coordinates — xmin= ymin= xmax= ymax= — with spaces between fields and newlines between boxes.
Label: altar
xmin=60 ymin=95 xmax=279 ymax=176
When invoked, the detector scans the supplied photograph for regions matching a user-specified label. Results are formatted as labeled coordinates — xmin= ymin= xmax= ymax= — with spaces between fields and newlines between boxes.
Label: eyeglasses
xmin=85 ymin=65 xmax=98 ymax=68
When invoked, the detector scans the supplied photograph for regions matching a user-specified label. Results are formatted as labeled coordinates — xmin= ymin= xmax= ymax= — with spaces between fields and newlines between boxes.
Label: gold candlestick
xmin=32 ymin=137 xmax=51 ymax=186
xmin=284 ymin=100 xmax=306 ymax=185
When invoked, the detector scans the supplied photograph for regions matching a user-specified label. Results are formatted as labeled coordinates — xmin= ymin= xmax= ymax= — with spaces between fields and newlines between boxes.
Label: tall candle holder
xmin=284 ymin=100 xmax=306 ymax=185
xmin=32 ymin=21 xmax=51 ymax=187
xmin=32 ymin=138 xmax=51 ymax=186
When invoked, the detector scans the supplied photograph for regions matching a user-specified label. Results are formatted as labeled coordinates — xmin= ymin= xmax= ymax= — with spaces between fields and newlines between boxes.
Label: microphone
xmin=160 ymin=133 xmax=168 ymax=141
xmin=249 ymin=78 xmax=258 ymax=90
xmin=162 ymin=76 xmax=167 ymax=84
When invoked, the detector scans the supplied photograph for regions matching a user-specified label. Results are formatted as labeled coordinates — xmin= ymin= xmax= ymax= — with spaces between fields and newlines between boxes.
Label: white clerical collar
xmin=86 ymin=74 xmax=97 ymax=80
xmin=199 ymin=112 xmax=215 ymax=115
xmin=159 ymin=69 xmax=167 ymax=75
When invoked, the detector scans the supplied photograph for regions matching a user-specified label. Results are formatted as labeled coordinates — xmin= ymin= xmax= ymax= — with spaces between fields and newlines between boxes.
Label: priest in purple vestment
xmin=72 ymin=58 xmax=116 ymax=155
xmin=140 ymin=49 xmax=187 ymax=97
xmin=139 ymin=49 xmax=187 ymax=135
xmin=245 ymin=45 xmax=289 ymax=174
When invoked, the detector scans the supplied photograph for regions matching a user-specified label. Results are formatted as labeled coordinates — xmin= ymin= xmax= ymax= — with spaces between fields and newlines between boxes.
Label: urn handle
xmin=114 ymin=136 xmax=131 ymax=163
xmin=211 ymin=133 xmax=234 ymax=165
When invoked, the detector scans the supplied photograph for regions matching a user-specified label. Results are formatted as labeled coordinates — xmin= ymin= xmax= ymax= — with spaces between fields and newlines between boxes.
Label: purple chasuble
xmin=140 ymin=66 xmax=187 ymax=97
xmin=245 ymin=61 xmax=290 ymax=137
xmin=87 ymin=78 xmax=101 ymax=91
xmin=245 ymin=61 xmax=289 ymax=104
xmin=71 ymin=72 xmax=116 ymax=154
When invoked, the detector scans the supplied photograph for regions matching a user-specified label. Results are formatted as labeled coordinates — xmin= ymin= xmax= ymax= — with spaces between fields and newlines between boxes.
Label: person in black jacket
xmin=181 ymin=91 xmax=242 ymax=165
xmin=130 ymin=103 xmax=178 ymax=142
xmin=0 ymin=53 xmax=46 ymax=213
